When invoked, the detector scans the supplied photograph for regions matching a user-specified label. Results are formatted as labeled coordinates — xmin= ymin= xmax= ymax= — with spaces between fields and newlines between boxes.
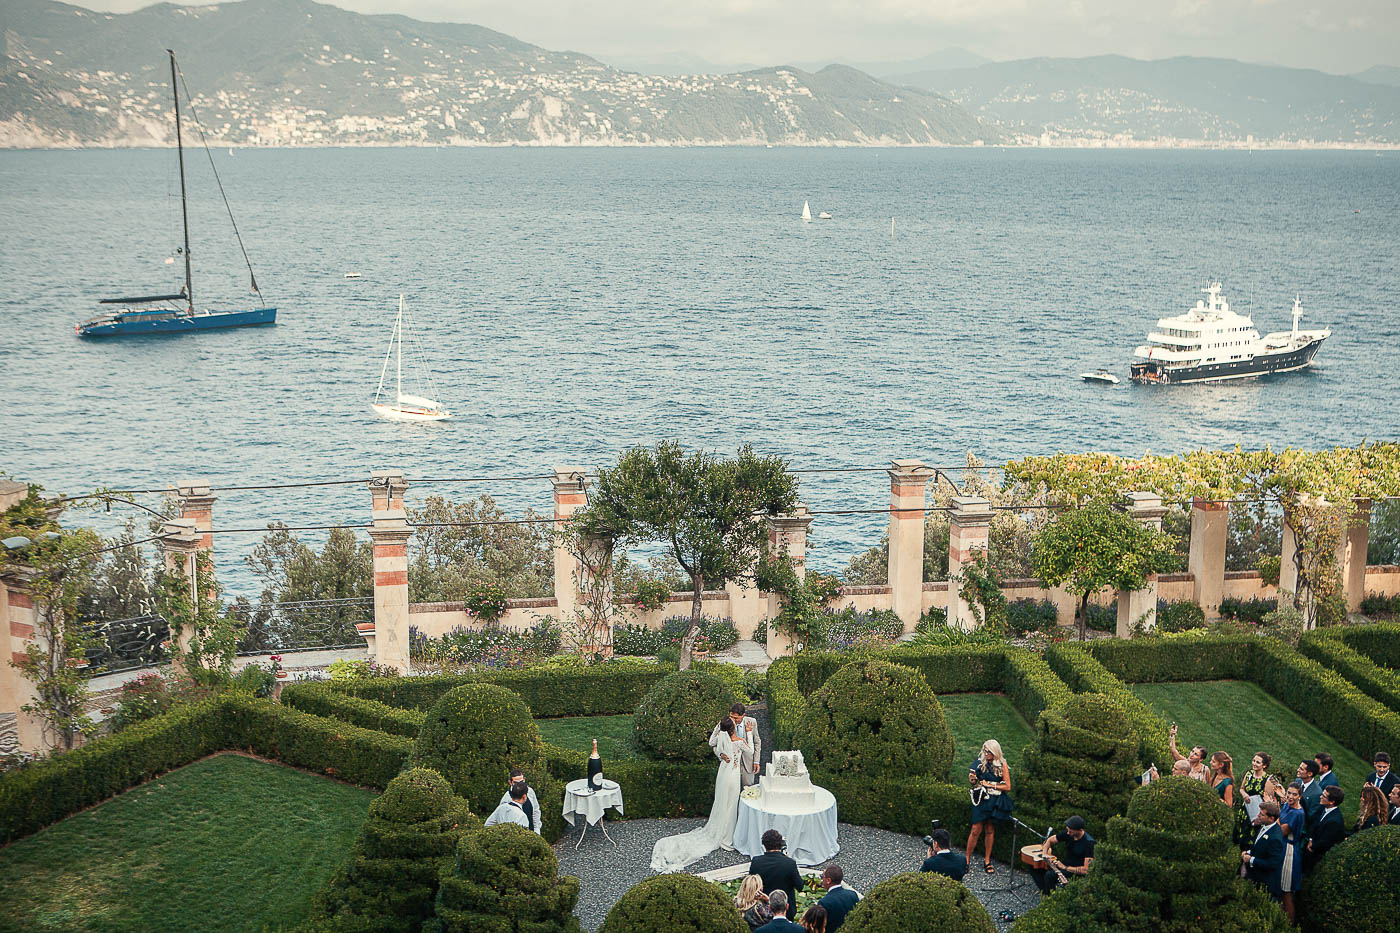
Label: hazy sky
xmin=73 ymin=0 xmax=1399 ymax=74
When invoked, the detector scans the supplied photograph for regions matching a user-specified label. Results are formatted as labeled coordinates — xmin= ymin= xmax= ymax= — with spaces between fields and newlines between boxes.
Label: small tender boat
xmin=372 ymin=295 xmax=452 ymax=422
xmin=818 ymin=211 xmax=833 ymax=220
xmin=801 ymin=200 xmax=812 ymax=222
xmin=1080 ymin=370 xmax=1121 ymax=385
xmin=343 ymin=272 xmax=362 ymax=279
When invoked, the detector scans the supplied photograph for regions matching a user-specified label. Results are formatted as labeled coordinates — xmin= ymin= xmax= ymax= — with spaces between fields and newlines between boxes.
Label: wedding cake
xmin=760 ymin=750 xmax=817 ymax=808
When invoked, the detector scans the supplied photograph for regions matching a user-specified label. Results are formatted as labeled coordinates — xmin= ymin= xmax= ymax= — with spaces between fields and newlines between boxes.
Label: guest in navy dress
xmin=1277 ymin=782 xmax=1306 ymax=924
xmin=966 ymin=739 xmax=1013 ymax=874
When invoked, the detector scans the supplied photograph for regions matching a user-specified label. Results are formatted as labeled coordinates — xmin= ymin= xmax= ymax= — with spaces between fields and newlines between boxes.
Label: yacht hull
xmin=77 ymin=307 xmax=276 ymax=337
xmin=1131 ymin=336 xmax=1326 ymax=385
xmin=371 ymin=403 xmax=451 ymax=423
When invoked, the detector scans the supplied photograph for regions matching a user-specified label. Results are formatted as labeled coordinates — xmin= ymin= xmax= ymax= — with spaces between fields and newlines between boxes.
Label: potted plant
xmin=464 ymin=582 xmax=509 ymax=626
xmin=271 ymin=654 xmax=287 ymax=679
xmin=691 ymin=634 xmax=712 ymax=660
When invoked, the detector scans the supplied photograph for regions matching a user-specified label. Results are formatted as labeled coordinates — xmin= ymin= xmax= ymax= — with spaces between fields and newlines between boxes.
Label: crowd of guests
xmin=732 ymin=830 xmax=861 ymax=932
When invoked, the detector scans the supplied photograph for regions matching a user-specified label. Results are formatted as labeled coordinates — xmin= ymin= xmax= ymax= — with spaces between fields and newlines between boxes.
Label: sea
xmin=1 ymin=146 xmax=1397 ymax=592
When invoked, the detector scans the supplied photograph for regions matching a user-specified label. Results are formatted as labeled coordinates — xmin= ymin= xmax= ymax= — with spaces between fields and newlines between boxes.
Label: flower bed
xmin=714 ymin=872 xmax=827 ymax=917
xmin=612 ymin=615 xmax=739 ymax=657
xmin=408 ymin=620 xmax=562 ymax=670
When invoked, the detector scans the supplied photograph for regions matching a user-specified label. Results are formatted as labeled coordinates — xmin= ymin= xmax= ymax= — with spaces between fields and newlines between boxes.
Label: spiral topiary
xmin=1011 ymin=776 xmax=1289 ymax=933
xmin=841 ymin=872 xmax=995 ymax=933
xmin=303 ymin=768 xmax=479 ymax=933
xmin=433 ymin=823 xmax=583 ymax=933
xmin=598 ymin=873 xmax=746 ymax=933
xmin=1301 ymin=825 xmax=1400 ymax=933
xmin=793 ymin=659 xmax=952 ymax=779
xmin=412 ymin=682 xmax=546 ymax=817
xmin=633 ymin=670 xmax=739 ymax=762
xmin=1016 ymin=693 xmax=1140 ymax=832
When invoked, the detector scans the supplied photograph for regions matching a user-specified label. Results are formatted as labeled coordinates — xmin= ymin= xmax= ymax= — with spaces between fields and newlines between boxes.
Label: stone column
xmin=1343 ymin=498 xmax=1371 ymax=612
xmin=367 ymin=510 xmax=412 ymax=673
xmin=1280 ymin=505 xmax=1300 ymax=597
xmin=947 ymin=496 xmax=993 ymax=631
xmin=1188 ymin=497 xmax=1228 ymax=618
xmin=369 ymin=469 xmax=408 ymax=516
xmin=159 ymin=518 xmax=203 ymax=665
xmin=576 ymin=532 xmax=616 ymax=656
xmin=1117 ymin=492 xmax=1168 ymax=637
xmin=175 ymin=479 xmax=216 ymax=553
xmin=552 ymin=467 xmax=590 ymax=626
xmin=886 ymin=460 xmax=933 ymax=631
xmin=1 ymin=568 xmax=45 ymax=752
xmin=765 ymin=504 xmax=815 ymax=660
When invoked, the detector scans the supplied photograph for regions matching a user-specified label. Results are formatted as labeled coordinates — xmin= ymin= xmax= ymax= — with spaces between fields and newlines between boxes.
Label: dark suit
xmin=750 ymin=851 xmax=802 ymax=918
xmin=1390 ymin=804 xmax=1400 ymax=825
xmin=1318 ymin=770 xmax=1339 ymax=790
xmin=1300 ymin=780 xmax=1323 ymax=828
xmin=753 ymin=918 xmax=805 ymax=933
xmin=921 ymin=850 xmax=968 ymax=881
xmin=817 ymin=885 xmax=861 ymax=932
xmin=1245 ymin=823 xmax=1285 ymax=896
xmin=1305 ymin=807 xmax=1345 ymax=872
xmin=1368 ymin=769 xmax=1399 ymax=799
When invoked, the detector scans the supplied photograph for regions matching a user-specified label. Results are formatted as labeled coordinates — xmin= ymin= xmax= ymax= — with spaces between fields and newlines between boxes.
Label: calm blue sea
xmin=1 ymin=147 xmax=1397 ymax=592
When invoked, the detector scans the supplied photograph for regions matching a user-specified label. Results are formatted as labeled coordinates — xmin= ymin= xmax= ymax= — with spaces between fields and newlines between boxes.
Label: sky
xmin=70 ymin=0 xmax=1400 ymax=75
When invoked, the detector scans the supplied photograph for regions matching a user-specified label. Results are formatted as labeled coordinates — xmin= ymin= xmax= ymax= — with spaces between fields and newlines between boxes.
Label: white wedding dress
xmin=650 ymin=732 xmax=746 ymax=872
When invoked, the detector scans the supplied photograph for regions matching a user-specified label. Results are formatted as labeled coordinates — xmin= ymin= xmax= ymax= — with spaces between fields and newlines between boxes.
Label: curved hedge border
xmin=282 ymin=682 xmax=427 ymax=738
xmin=1298 ymin=627 xmax=1400 ymax=711
xmin=1043 ymin=645 xmax=1173 ymax=767
xmin=0 ymin=693 xmax=413 ymax=845
xmin=1334 ymin=621 xmax=1400 ymax=670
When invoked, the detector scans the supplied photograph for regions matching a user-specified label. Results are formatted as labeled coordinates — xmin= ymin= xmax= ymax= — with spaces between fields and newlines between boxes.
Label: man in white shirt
xmin=485 ymin=781 xmax=531 ymax=830
xmin=497 ymin=768 xmax=542 ymax=834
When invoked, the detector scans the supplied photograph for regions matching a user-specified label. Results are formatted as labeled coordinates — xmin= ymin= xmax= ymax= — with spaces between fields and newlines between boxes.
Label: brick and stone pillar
xmin=370 ymin=469 xmax=408 ymax=516
xmin=159 ymin=518 xmax=203 ymax=665
xmin=1343 ymin=498 xmax=1371 ymax=612
xmin=1188 ymin=497 xmax=1228 ymax=618
xmin=766 ymin=504 xmax=815 ymax=659
xmin=552 ymin=467 xmax=590 ymax=626
xmin=1 ymin=567 xmax=45 ymax=752
xmin=367 ymin=510 xmax=412 ymax=673
xmin=1117 ymin=492 xmax=1168 ymax=637
xmin=576 ymin=532 xmax=616 ymax=656
xmin=947 ymin=496 xmax=993 ymax=631
xmin=887 ymin=460 xmax=933 ymax=631
xmin=175 ymin=479 xmax=216 ymax=553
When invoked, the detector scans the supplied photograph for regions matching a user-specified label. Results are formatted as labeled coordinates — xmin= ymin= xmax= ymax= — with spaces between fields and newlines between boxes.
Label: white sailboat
xmin=801 ymin=200 xmax=812 ymax=222
xmin=372 ymin=295 xmax=452 ymax=422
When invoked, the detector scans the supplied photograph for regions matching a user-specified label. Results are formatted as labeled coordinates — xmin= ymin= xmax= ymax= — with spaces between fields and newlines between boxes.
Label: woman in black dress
xmin=966 ymin=739 xmax=1014 ymax=874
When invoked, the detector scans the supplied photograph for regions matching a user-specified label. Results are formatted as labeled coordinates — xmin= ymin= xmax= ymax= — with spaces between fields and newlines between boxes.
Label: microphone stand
xmin=1002 ymin=817 xmax=1042 ymax=892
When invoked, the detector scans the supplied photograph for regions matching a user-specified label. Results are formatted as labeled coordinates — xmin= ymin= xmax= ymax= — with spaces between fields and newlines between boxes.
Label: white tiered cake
xmin=760 ymin=750 xmax=817 ymax=808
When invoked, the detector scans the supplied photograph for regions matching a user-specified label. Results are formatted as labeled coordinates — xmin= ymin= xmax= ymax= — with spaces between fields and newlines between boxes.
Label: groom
xmin=710 ymin=702 xmax=762 ymax=786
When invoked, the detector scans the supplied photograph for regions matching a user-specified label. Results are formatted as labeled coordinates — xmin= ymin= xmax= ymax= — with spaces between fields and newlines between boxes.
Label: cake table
xmin=733 ymin=785 xmax=839 ymax=866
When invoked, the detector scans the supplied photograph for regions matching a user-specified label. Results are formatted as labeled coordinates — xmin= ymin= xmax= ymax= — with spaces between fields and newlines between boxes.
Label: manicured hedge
xmin=1301 ymin=825 xmax=1400 ymax=933
xmin=600 ymin=873 xmax=744 ymax=933
xmin=633 ymin=670 xmax=739 ymax=762
xmin=543 ymin=743 xmax=717 ymax=819
xmin=412 ymin=683 xmax=546 ymax=815
xmin=283 ymin=682 xmax=427 ymax=738
xmin=1083 ymin=632 xmax=1256 ymax=684
xmin=0 ymin=694 xmax=413 ymax=845
xmin=328 ymin=658 xmax=670 ymax=717
xmin=842 ymin=871 xmax=996 ymax=933
xmin=1335 ymin=621 xmax=1400 ymax=671
xmin=1298 ymin=628 xmax=1400 ymax=711
xmin=1043 ymin=644 xmax=1171 ymax=767
xmin=767 ymin=657 xmax=804 ymax=750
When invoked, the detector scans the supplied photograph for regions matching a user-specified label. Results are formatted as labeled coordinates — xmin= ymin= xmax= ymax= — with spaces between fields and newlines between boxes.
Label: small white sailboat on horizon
xmin=802 ymin=200 xmax=812 ymax=222
xmin=372 ymin=295 xmax=452 ymax=423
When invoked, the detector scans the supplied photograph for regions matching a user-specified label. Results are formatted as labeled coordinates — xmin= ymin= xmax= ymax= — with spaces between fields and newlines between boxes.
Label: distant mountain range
xmin=895 ymin=55 xmax=1400 ymax=143
xmin=0 ymin=0 xmax=994 ymax=147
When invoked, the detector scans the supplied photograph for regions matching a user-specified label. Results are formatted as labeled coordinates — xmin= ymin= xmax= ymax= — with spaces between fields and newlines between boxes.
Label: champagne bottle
xmin=588 ymin=738 xmax=604 ymax=790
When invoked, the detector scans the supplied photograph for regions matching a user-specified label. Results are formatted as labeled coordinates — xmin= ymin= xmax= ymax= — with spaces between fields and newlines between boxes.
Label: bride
xmin=650 ymin=716 xmax=749 ymax=872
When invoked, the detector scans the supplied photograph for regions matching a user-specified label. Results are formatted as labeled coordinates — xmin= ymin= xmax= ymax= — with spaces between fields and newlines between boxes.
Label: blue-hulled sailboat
xmin=76 ymin=50 xmax=275 ymax=338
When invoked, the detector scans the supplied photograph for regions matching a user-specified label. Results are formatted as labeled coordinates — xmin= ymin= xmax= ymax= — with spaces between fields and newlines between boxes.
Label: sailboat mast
xmin=169 ymin=50 xmax=193 ymax=312
xmin=396 ymin=296 xmax=404 ymax=401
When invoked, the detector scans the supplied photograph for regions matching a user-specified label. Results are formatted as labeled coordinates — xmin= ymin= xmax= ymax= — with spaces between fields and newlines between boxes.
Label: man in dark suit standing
xmin=1241 ymin=799 xmax=1286 ymax=900
xmin=1388 ymin=782 xmax=1400 ymax=825
xmin=816 ymin=865 xmax=861 ymax=931
xmin=920 ymin=828 xmax=968 ymax=881
xmin=1297 ymin=760 xmax=1323 ymax=828
xmin=750 ymin=830 xmax=802 ymax=919
xmin=1305 ymin=786 xmax=1346 ymax=872
xmin=754 ymin=891 xmax=804 ymax=933
xmin=1366 ymin=752 xmax=1398 ymax=799
xmin=1315 ymin=752 xmax=1339 ymax=790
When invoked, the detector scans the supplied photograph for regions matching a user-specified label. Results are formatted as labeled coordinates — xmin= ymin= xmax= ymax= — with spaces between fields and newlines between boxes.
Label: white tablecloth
xmin=562 ymin=778 xmax=624 ymax=827
xmin=734 ymin=787 xmax=838 ymax=866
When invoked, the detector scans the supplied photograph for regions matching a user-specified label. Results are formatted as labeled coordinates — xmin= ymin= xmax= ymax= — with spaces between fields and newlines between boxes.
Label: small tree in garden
xmin=434 ymin=824 xmax=582 ymax=933
xmin=573 ymin=442 xmax=798 ymax=670
xmin=1017 ymin=693 xmax=1139 ymax=833
xmin=2 ymin=488 xmax=101 ymax=749
xmin=1032 ymin=504 xmax=1178 ymax=640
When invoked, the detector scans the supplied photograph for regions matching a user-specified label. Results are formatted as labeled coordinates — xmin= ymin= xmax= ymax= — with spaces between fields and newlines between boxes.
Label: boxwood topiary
xmin=304 ymin=768 xmax=479 ymax=933
xmin=434 ymin=823 xmax=583 ymax=933
xmin=1301 ymin=825 xmax=1400 ymax=933
xmin=412 ymin=683 xmax=546 ymax=816
xmin=794 ymin=659 xmax=953 ymax=780
xmin=598 ymin=873 xmax=746 ymax=933
xmin=633 ymin=670 xmax=739 ymax=762
xmin=1017 ymin=693 xmax=1140 ymax=833
xmin=842 ymin=872 xmax=995 ymax=933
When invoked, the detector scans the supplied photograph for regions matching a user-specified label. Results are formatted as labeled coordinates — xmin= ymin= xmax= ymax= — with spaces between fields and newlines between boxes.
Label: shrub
xmin=232 ymin=662 xmax=277 ymax=698
xmin=661 ymin=615 xmax=739 ymax=653
xmin=412 ymin=683 xmax=546 ymax=816
xmin=410 ymin=622 xmax=562 ymax=670
xmin=633 ymin=671 xmax=739 ymax=762
xmin=1045 ymin=644 xmax=1171 ymax=768
xmin=628 ymin=577 xmax=673 ymax=612
xmin=1301 ymin=825 xmax=1400 ymax=933
xmin=434 ymin=824 xmax=582 ymax=933
xmin=1298 ymin=628 xmax=1400 ymax=711
xmin=909 ymin=613 xmax=1005 ymax=649
xmin=612 ymin=623 xmax=670 ymax=656
xmin=1007 ymin=599 xmax=1059 ymax=636
xmin=1155 ymin=600 xmax=1206 ymax=633
xmin=462 ymin=581 xmax=509 ymax=624
xmin=328 ymin=658 xmax=400 ymax=681
xmin=282 ymin=683 xmax=427 ymax=738
xmin=1359 ymin=593 xmax=1400 ymax=618
xmin=1217 ymin=597 xmax=1276 ymax=626
xmin=1258 ymin=554 xmax=1281 ymax=586
xmin=842 ymin=872 xmax=995 ymax=933
xmin=794 ymin=660 xmax=952 ymax=780
xmin=306 ymin=768 xmax=478 ymax=932
xmin=1017 ymin=693 xmax=1140 ymax=833
xmin=109 ymin=672 xmax=175 ymax=731
xmin=599 ymin=873 xmax=744 ymax=933
xmin=806 ymin=607 xmax=904 ymax=651
xmin=1085 ymin=601 xmax=1117 ymax=633
xmin=742 ymin=669 xmax=766 ymax=701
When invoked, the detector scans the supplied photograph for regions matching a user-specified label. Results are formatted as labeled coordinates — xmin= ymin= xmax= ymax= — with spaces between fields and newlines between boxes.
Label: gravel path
xmin=555 ymin=816 xmax=1043 ymax=931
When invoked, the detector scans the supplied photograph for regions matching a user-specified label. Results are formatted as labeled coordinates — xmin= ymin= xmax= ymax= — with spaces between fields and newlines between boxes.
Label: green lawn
xmin=537 ymin=713 xmax=644 ymax=761
xmin=1131 ymin=680 xmax=1368 ymax=823
xmin=939 ymin=693 xmax=1037 ymax=783
xmin=0 ymin=753 xmax=376 ymax=933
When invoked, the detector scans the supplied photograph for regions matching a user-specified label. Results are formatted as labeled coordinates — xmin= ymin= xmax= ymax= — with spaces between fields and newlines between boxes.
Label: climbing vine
xmin=156 ymin=550 xmax=242 ymax=682
xmin=952 ymin=551 xmax=1008 ymax=632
